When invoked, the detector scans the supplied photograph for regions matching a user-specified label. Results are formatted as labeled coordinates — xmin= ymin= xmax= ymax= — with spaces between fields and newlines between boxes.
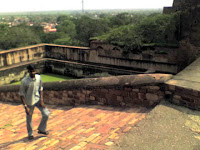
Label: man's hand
xmin=40 ymin=100 xmax=46 ymax=108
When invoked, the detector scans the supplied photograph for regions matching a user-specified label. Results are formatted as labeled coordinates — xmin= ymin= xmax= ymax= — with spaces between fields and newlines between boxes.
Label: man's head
xmin=27 ymin=65 xmax=37 ymax=78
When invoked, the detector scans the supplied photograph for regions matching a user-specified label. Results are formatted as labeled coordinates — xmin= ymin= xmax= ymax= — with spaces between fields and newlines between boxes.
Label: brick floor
xmin=0 ymin=102 xmax=149 ymax=150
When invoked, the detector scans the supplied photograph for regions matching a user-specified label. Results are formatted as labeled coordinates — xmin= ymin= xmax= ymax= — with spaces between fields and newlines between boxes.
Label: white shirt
xmin=19 ymin=74 xmax=43 ymax=106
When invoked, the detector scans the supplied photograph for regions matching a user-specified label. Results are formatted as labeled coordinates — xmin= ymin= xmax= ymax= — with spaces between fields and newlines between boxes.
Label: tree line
xmin=0 ymin=10 xmax=179 ymax=53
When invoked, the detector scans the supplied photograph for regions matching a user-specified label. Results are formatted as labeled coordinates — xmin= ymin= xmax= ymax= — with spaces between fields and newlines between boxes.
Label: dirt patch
xmin=110 ymin=101 xmax=200 ymax=150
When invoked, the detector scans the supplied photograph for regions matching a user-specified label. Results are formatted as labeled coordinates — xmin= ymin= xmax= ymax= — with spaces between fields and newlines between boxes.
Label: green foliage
xmin=0 ymin=24 xmax=41 ymax=50
xmin=53 ymin=36 xmax=73 ymax=45
xmin=75 ymin=15 xmax=110 ymax=46
xmin=0 ymin=9 xmax=169 ymax=50
xmin=136 ymin=13 xmax=179 ymax=44
xmin=95 ymin=13 xmax=180 ymax=53
xmin=56 ymin=19 xmax=76 ymax=38
xmin=41 ymin=32 xmax=65 ymax=44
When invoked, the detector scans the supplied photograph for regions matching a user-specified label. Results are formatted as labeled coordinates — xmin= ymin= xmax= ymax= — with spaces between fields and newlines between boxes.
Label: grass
xmin=10 ymin=73 xmax=76 ymax=85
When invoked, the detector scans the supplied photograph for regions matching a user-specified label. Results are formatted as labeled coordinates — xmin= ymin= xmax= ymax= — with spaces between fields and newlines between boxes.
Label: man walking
xmin=20 ymin=64 xmax=50 ymax=140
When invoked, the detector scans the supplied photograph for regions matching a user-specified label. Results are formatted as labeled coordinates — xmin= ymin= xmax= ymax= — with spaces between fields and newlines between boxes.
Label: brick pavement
xmin=0 ymin=102 xmax=149 ymax=150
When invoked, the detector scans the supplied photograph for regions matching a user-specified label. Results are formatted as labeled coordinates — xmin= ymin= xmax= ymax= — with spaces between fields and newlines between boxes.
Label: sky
xmin=0 ymin=0 xmax=174 ymax=12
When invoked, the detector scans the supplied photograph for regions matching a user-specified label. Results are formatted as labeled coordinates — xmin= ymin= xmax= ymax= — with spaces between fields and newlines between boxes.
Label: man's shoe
xmin=38 ymin=130 xmax=49 ymax=135
xmin=28 ymin=135 xmax=34 ymax=140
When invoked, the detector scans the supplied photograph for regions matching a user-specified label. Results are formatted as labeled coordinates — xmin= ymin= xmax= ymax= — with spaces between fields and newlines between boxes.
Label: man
xmin=19 ymin=64 xmax=50 ymax=140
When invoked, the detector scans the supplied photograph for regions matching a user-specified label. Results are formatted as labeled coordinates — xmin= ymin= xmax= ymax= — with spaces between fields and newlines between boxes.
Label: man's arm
xmin=39 ymin=76 xmax=46 ymax=108
xmin=19 ymin=81 xmax=26 ymax=107
xmin=19 ymin=82 xmax=30 ymax=115
xmin=40 ymin=90 xmax=46 ymax=108
xmin=20 ymin=95 xmax=26 ymax=106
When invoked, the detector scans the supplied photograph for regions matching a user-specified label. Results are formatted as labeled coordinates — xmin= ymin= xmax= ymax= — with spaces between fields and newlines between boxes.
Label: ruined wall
xmin=45 ymin=59 xmax=136 ymax=78
xmin=163 ymin=0 xmax=200 ymax=14
xmin=0 ymin=74 xmax=172 ymax=108
xmin=0 ymin=60 xmax=45 ymax=85
xmin=165 ymin=84 xmax=200 ymax=110
xmin=89 ymin=41 xmax=178 ymax=73
xmin=0 ymin=43 xmax=178 ymax=74
xmin=0 ymin=44 xmax=45 ymax=68
xmin=45 ymin=44 xmax=91 ymax=62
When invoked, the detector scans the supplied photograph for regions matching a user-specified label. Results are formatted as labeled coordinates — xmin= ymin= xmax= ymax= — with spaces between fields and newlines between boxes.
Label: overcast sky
xmin=0 ymin=0 xmax=174 ymax=12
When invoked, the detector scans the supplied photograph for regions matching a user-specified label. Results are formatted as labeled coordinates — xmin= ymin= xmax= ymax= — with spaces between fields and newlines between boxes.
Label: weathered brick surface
xmin=0 ymin=83 xmax=165 ymax=108
xmin=165 ymin=84 xmax=200 ymax=110
xmin=0 ymin=102 xmax=149 ymax=150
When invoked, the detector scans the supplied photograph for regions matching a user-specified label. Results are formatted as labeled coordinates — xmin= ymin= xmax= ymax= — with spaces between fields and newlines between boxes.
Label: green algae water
xmin=10 ymin=73 xmax=76 ymax=85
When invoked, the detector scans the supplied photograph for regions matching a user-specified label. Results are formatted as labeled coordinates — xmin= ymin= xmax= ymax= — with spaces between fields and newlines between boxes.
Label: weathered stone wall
xmin=0 ymin=44 xmax=46 ymax=68
xmin=45 ymin=59 xmax=138 ymax=78
xmin=45 ymin=44 xmax=91 ymax=62
xmin=0 ymin=43 xmax=178 ymax=74
xmin=0 ymin=74 xmax=172 ymax=108
xmin=95 ymin=56 xmax=177 ymax=74
xmin=89 ymin=40 xmax=178 ymax=73
xmin=0 ymin=59 xmax=45 ymax=85
xmin=165 ymin=84 xmax=200 ymax=110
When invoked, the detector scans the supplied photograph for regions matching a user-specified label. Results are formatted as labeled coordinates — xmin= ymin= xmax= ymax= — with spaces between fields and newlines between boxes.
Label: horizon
xmin=0 ymin=8 xmax=163 ymax=14
xmin=0 ymin=0 xmax=173 ymax=13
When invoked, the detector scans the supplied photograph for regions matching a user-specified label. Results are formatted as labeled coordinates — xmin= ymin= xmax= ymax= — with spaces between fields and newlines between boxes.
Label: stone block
xmin=132 ymin=89 xmax=139 ymax=92
xmin=146 ymin=93 xmax=159 ymax=102
xmin=165 ymin=91 xmax=172 ymax=95
xmin=139 ymin=88 xmax=147 ymax=93
xmin=117 ymin=96 xmax=123 ymax=102
xmin=90 ymin=96 xmax=95 ymax=101
xmin=97 ymin=102 xmax=104 ymax=105
xmin=129 ymin=92 xmax=138 ymax=98
xmin=87 ymin=90 xmax=92 ymax=95
xmin=194 ymin=98 xmax=200 ymax=105
xmin=133 ymin=99 xmax=142 ymax=105
xmin=82 ymin=90 xmax=87 ymax=94
xmin=173 ymin=98 xmax=180 ymax=104
xmin=181 ymin=95 xmax=191 ymax=102
xmin=68 ymin=91 xmax=73 ymax=95
xmin=101 ymin=89 xmax=108 ymax=93
xmin=192 ymin=90 xmax=199 ymax=96
xmin=138 ymin=93 xmax=146 ymax=100
xmin=120 ymin=102 xmax=126 ymax=106
xmin=124 ymin=97 xmax=133 ymax=103
xmin=174 ymin=95 xmax=181 ymax=100
xmin=124 ymin=87 xmax=132 ymax=91
xmin=121 ymin=91 xmax=129 ymax=97
xmin=149 ymin=86 xmax=160 ymax=90
xmin=169 ymin=85 xmax=175 ymax=91
xmin=110 ymin=90 xmax=121 ymax=96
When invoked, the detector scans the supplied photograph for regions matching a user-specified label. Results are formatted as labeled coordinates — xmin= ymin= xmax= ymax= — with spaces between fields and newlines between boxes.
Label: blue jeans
xmin=25 ymin=101 xmax=50 ymax=136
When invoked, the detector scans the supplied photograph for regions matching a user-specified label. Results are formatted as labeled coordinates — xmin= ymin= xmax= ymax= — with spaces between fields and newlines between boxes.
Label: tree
xmin=56 ymin=20 xmax=76 ymax=38
xmin=41 ymin=32 xmax=65 ymax=44
xmin=75 ymin=15 xmax=110 ymax=46
xmin=0 ymin=25 xmax=41 ymax=50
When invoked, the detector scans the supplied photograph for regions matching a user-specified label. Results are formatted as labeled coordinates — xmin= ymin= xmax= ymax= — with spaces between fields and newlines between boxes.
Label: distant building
xmin=44 ymin=26 xmax=57 ymax=33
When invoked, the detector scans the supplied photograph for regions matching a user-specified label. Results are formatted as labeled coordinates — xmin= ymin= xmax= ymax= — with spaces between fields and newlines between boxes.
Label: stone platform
xmin=0 ymin=102 xmax=148 ymax=150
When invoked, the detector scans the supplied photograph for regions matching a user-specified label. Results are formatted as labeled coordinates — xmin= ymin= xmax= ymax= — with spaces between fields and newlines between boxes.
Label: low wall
xmin=0 ymin=44 xmax=45 ymax=68
xmin=45 ymin=44 xmax=178 ymax=74
xmin=0 ymin=59 xmax=45 ymax=85
xmin=165 ymin=84 xmax=200 ymax=110
xmin=0 ymin=74 xmax=172 ymax=108
xmin=45 ymin=59 xmax=142 ymax=78
xmin=96 ymin=56 xmax=177 ymax=74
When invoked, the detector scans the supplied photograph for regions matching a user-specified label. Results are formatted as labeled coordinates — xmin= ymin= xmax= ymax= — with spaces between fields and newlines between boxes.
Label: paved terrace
xmin=0 ymin=102 xmax=148 ymax=150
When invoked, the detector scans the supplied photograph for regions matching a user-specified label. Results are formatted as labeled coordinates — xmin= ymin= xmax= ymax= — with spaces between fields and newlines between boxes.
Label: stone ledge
xmin=0 ymin=74 xmax=173 ymax=92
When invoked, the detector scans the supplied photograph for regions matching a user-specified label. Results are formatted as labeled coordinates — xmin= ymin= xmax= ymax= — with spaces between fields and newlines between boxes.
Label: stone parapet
xmin=165 ymin=83 xmax=200 ymax=110
xmin=0 ymin=74 xmax=172 ymax=108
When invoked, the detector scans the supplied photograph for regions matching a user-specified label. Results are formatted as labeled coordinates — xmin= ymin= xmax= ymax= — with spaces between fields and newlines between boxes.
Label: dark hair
xmin=27 ymin=64 xmax=35 ymax=71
